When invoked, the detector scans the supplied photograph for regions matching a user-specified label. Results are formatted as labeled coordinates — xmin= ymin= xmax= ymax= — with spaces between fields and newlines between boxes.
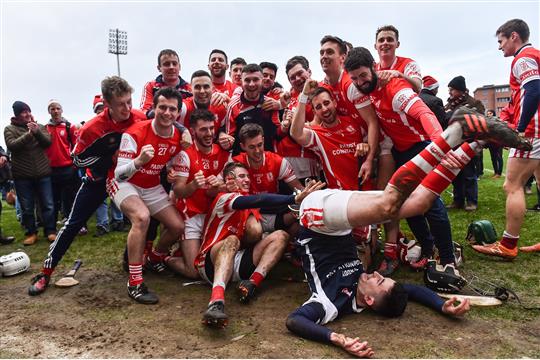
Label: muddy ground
xmin=1 ymin=262 xmax=539 ymax=359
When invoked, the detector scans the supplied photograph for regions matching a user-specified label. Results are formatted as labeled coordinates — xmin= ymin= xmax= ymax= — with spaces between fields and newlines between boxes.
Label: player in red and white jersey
xmin=473 ymin=19 xmax=540 ymax=257
xmin=345 ymin=47 xmax=456 ymax=277
xmin=233 ymin=124 xmax=304 ymax=235
xmin=111 ymin=87 xmax=186 ymax=305
xmin=208 ymin=49 xmax=238 ymax=98
xmin=291 ymin=82 xmax=369 ymax=191
xmin=196 ymin=162 xmax=324 ymax=328
xmin=167 ymin=108 xmax=232 ymax=279
xmin=275 ymin=56 xmax=321 ymax=182
xmin=319 ymin=35 xmax=387 ymax=184
xmin=374 ymin=25 xmax=422 ymax=93
xmin=224 ymin=64 xmax=283 ymax=155
xmin=178 ymin=71 xmax=227 ymax=135
xmin=140 ymin=49 xmax=192 ymax=119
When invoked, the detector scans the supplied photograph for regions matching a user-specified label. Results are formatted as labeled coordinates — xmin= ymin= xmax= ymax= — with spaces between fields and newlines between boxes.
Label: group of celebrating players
xmin=24 ymin=18 xmax=539 ymax=357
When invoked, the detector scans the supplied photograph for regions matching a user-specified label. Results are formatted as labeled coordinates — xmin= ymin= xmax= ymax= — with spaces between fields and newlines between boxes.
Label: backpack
xmin=466 ymin=220 xmax=498 ymax=246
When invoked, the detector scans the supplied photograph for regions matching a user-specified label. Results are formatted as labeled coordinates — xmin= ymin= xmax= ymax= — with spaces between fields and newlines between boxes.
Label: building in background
xmin=473 ymin=84 xmax=511 ymax=116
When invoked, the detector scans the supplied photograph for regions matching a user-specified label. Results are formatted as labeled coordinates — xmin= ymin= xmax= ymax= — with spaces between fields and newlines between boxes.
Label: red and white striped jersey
xmin=369 ymin=77 xmax=430 ymax=151
xmin=510 ymin=44 xmax=540 ymax=138
xmin=304 ymin=116 xmax=362 ymax=190
xmin=195 ymin=192 xmax=260 ymax=268
xmin=176 ymin=143 xmax=232 ymax=217
xmin=178 ymin=97 xmax=227 ymax=131
xmin=115 ymin=120 xmax=182 ymax=188
xmin=233 ymin=151 xmax=296 ymax=194
xmin=375 ymin=56 xmax=422 ymax=83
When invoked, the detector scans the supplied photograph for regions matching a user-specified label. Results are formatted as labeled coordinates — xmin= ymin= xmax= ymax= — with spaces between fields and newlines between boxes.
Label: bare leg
xmin=210 ymin=235 xmax=240 ymax=291
xmin=243 ymin=215 xmax=263 ymax=246
xmin=251 ymin=230 xmax=289 ymax=274
xmin=167 ymin=239 xmax=200 ymax=279
xmin=152 ymin=205 xmax=184 ymax=253
xmin=121 ymin=196 xmax=151 ymax=264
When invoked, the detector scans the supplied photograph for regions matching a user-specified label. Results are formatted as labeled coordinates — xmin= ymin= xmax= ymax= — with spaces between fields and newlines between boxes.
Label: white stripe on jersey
xmin=399 ymin=112 xmax=426 ymax=142
xmin=310 ymin=130 xmax=342 ymax=189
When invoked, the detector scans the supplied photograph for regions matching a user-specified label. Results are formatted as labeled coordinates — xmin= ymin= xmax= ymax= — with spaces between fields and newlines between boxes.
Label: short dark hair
xmin=189 ymin=108 xmax=215 ymax=128
xmin=242 ymin=63 xmax=263 ymax=74
xmin=152 ymin=87 xmax=183 ymax=110
xmin=191 ymin=70 xmax=212 ymax=81
xmin=209 ymin=49 xmax=228 ymax=63
xmin=311 ymin=87 xmax=334 ymax=102
xmin=223 ymin=161 xmax=248 ymax=179
xmin=259 ymin=61 xmax=278 ymax=74
xmin=372 ymin=282 xmax=408 ymax=318
xmin=344 ymin=47 xmax=375 ymax=73
xmin=376 ymin=25 xmax=399 ymax=41
xmin=496 ymin=19 xmax=530 ymax=42
xmin=320 ymin=35 xmax=347 ymax=55
xmin=285 ymin=56 xmax=310 ymax=74
xmin=239 ymin=123 xmax=264 ymax=143
xmin=231 ymin=57 xmax=247 ymax=67
xmin=157 ymin=49 xmax=179 ymax=66
xmin=101 ymin=76 xmax=133 ymax=103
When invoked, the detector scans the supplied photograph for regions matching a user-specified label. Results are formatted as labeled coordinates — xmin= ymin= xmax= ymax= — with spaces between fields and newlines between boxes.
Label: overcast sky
xmin=1 ymin=0 xmax=538 ymax=147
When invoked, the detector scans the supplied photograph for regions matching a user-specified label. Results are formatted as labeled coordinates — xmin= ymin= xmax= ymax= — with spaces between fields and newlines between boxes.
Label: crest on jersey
xmin=346 ymin=125 xmax=355 ymax=133
xmin=169 ymin=146 xmax=177 ymax=154
xmin=266 ymin=173 xmax=274 ymax=181
xmin=213 ymin=160 xmax=219 ymax=169
xmin=60 ymin=130 xmax=65 ymax=136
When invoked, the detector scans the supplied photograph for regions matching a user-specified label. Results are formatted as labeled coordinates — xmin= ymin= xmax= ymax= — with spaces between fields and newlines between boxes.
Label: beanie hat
xmin=93 ymin=94 xmax=104 ymax=113
xmin=422 ymin=75 xmax=439 ymax=91
xmin=12 ymin=101 xmax=31 ymax=117
xmin=448 ymin=76 xmax=467 ymax=92
xmin=47 ymin=99 xmax=61 ymax=109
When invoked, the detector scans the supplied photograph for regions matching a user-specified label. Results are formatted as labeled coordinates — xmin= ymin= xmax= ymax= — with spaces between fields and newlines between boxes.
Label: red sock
xmin=250 ymin=272 xmax=265 ymax=287
xmin=501 ymin=231 xmax=519 ymax=249
xmin=128 ymin=263 xmax=143 ymax=286
xmin=210 ymin=285 xmax=225 ymax=304
xmin=422 ymin=142 xmax=476 ymax=195
xmin=384 ymin=243 xmax=398 ymax=260
xmin=389 ymin=137 xmax=451 ymax=196
xmin=42 ymin=267 xmax=54 ymax=276
xmin=148 ymin=249 xmax=167 ymax=263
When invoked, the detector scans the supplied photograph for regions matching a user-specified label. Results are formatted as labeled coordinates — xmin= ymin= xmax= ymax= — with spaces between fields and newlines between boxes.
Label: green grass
xmin=1 ymin=148 xmax=539 ymax=322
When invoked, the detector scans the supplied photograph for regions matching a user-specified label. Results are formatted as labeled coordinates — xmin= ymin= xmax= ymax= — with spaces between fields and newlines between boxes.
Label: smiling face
xmin=208 ymin=52 xmax=228 ymax=78
xmin=242 ymin=71 xmax=263 ymax=100
xmin=261 ymin=68 xmax=276 ymax=92
xmin=192 ymin=75 xmax=213 ymax=107
xmin=240 ymin=134 xmax=264 ymax=164
xmin=105 ymin=92 xmax=132 ymax=122
xmin=287 ymin=63 xmax=311 ymax=93
xmin=375 ymin=30 xmax=399 ymax=59
xmin=191 ymin=118 xmax=215 ymax=150
xmin=497 ymin=33 xmax=519 ymax=57
xmin=348 ymin=66 xmax=378 ymax=95
xmin=311 ymin=91 xmax=337 ymax=125
xmin=230 ymin=63 xmax=245 ymax=86
xmin=226 ymin=166 xmax=251 ymax=192
xmin=320 ymin=41 xmax=345 ymax=75
xmin=154 ymin=95 xmax=180 ymax=129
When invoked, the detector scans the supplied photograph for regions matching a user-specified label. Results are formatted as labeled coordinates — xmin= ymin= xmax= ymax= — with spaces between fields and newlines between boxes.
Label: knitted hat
xmin=448 ymin=76 xmax=466 ymax=92
xmin=422 ymin=75 xmax=439 ymax=91
xmin=93 ymin=94 xmax=104 ymax=113
xmin=47 ymin=99 xmax=62 ymax=109
xmin=12 ymin=101 xmax=31 ymax=117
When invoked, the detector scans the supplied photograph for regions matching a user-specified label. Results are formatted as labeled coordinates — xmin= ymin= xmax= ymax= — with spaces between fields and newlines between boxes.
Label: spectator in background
xmin=444 ymin=75 xmax=485 ymax=211
xmin=4 ymin=101 xmax=56 ymax=245
xmin=0 ymin=145 xmax=15 ymax=245
xmin=486 ymin=109 xmax=504 ymax=178
xmin=419 ymin=76 xmax=447 ymax=129
xmin=45 ymin=99 xmax=78 ymax=224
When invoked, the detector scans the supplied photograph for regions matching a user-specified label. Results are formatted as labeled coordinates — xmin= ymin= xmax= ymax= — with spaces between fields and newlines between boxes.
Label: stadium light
xmin=108 ymin=28 xmax=128 ymax=77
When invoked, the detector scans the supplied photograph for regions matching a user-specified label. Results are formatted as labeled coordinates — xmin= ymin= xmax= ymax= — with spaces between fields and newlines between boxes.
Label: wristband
xmin=298 ymin=93 xmax=309 ymax=104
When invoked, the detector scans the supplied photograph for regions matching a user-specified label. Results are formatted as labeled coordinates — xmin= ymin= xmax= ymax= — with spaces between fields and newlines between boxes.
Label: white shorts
xmin=509 ymin=138 xmax=540 ymax=160
xmin=110 ymin=181 xmax=172 ymax=216
xmin=285 ymin=157 xmax=320 ymax=179
xmin=299 ymin=189 xmax=354 ymax=236
xmin=261 ymin=213 xmax=276 ymax=233
xmin=184 ymin=213 xmax=206 ymax=240
xmin=379 ymin=133 xmax=393 ymax=156
xmin=198 ymin=249 xmax=253 ymax=284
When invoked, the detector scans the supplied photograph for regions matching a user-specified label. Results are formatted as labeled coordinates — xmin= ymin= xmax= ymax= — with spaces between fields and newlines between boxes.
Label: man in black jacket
xmin=419 ymin=75 xmax=447 ymax=129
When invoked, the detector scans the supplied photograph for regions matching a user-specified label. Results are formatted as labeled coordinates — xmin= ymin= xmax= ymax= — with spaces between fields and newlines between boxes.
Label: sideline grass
xmin=0 ymin=148 xmax=538 ymax=322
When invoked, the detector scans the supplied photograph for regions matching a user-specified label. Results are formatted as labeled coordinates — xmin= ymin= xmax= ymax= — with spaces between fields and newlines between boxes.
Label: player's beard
xmin=213 ymin=67 xmax=226 ymax=78
xmin=358 ymin=69 xmax=378 ymax=94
